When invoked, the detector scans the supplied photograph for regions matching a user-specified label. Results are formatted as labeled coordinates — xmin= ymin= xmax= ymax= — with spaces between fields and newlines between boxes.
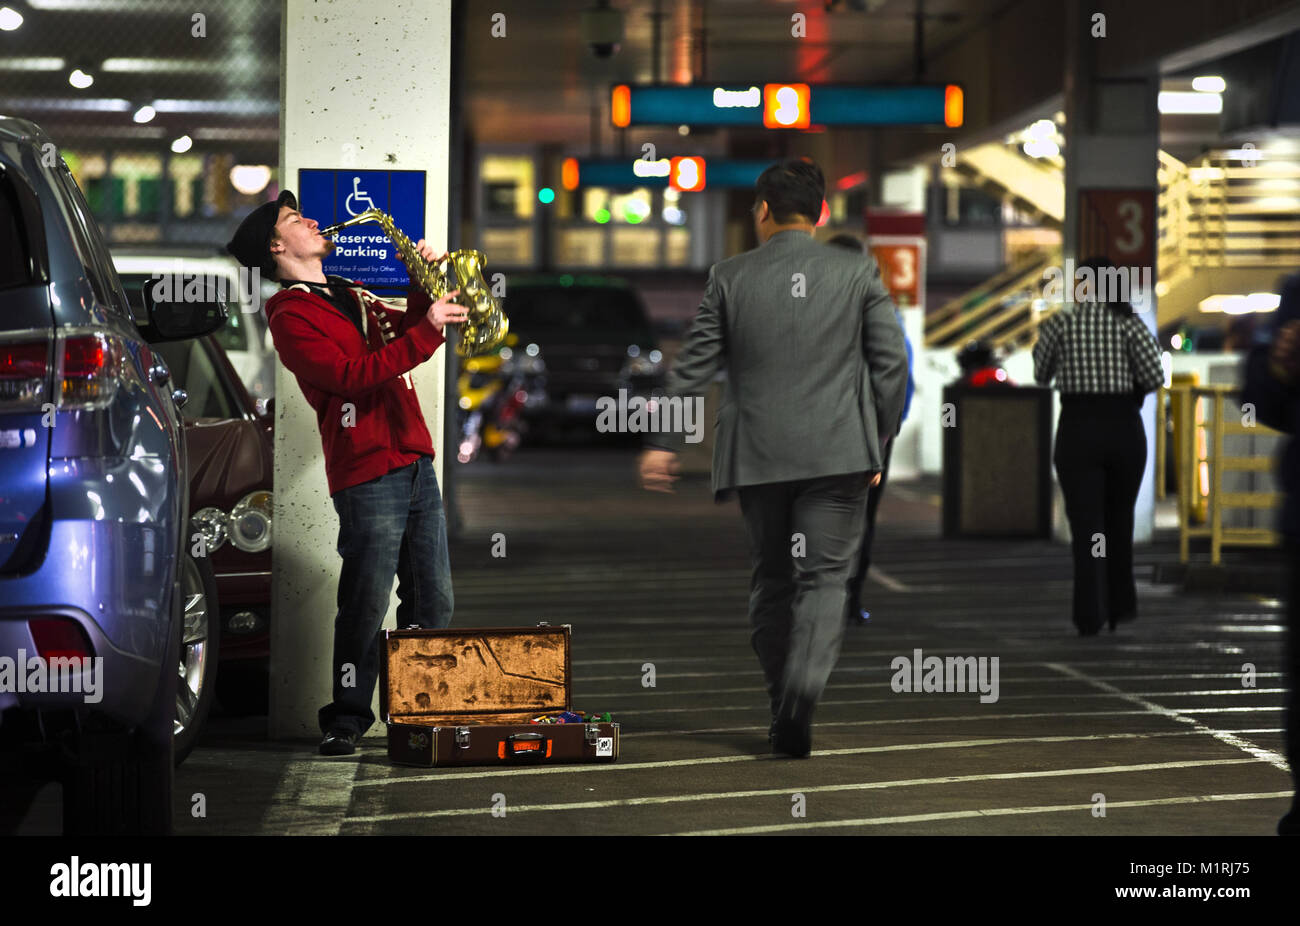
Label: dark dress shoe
xmin=1108 ymin=609 xmax=1137 ymax=632
xmin=1278 ymin=803 xmax=1300 ymax=835
xmin=771 ymin=696 xmax=815 ymax=758
xmin=320 ymin=728 xmax=360 ymax=756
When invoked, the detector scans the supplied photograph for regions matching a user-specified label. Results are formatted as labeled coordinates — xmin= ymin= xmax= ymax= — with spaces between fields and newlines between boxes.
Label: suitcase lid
xmin=381 ymin=625 xmax=571 ymax=723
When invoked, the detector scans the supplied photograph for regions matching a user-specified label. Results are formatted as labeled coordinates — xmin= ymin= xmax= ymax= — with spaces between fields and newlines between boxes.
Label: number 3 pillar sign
xmin=869 ymin=238 xmax=926 ymax=311
xmin=1077 ymin=189 xmax=1155 ymax=270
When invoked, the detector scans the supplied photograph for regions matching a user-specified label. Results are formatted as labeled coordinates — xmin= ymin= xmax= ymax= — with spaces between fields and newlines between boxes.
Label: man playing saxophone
xmin=226 ymin=190 xmax=466 ymax=756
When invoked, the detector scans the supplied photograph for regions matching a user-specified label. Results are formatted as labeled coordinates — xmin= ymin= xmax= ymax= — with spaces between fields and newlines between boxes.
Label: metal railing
xmin=1156 ymin=383 xmax=1282 ymax=564
xmin=927 ymin=148 xmax=1300 ymax=354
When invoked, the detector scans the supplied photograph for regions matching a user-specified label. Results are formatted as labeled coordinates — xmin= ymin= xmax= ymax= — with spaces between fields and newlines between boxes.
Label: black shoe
xmin=771 ymin=696 xmax=815 ymax=758
xmin=1278 ymin=803 xmax=1300 ymax=835
xmin=319 ymin=728 xmax=360 ymax=756
xmin=1108 ymin=609 xmax=1137 ymax=632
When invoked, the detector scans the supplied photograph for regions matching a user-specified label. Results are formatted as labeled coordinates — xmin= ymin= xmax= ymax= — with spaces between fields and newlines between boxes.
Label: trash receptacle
xmin=941 ymin=384 xmax=1053 ymax=538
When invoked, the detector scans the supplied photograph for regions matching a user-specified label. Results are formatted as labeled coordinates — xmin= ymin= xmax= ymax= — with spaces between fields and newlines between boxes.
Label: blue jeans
xmin=319 ymin=456 xmax=453 ymax=736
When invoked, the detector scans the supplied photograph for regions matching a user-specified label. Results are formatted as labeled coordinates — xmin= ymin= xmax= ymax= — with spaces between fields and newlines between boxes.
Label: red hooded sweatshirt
xmin=264 ymin=279 xmax=446 ymax=495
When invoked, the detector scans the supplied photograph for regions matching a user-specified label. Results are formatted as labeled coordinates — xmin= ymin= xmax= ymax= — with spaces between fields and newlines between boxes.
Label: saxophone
xmin=319 ymin=208 xmax=508 ymax=358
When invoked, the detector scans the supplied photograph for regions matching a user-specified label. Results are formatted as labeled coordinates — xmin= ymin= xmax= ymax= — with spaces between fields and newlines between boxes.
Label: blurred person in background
xmin=826 ymin=233 xmax=914 ymax=625
xmin=1033 ymin=256 xmax=1164 ymax=637
xmin=1241 ymin=270 xmax=1300 ymax=835
xmin=638 ymin=160 xmax=909 ymax=758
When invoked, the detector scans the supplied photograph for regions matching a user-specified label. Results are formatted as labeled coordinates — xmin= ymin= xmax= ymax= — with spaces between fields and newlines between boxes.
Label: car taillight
xmin=28 ymin=618 xmax=94 ymax=663
xmin=57 ymin=332 xmax=122 ymax=409
xmin=0 ymin=340 xmax=49 ymax=409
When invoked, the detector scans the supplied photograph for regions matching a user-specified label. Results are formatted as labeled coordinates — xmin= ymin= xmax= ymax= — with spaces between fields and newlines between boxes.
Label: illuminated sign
xmin=632 ymin=158 xmax=671 ymax=178
xmin=571 ymin=159 xmax=771 ymax=189
xmin=611 ymin=83 xmax=962 ymax=128
xmin=712 ymin=86 xmax=761 ymax=108
xmin=763 ymin=84 xmax=810 ymax=129
xmin=669 ymin=156 xmax=706 ymax=191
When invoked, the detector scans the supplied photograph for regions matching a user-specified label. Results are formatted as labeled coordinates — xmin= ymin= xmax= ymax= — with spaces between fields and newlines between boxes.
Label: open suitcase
xmin=381 ymin=623 xmax=620 ymax=767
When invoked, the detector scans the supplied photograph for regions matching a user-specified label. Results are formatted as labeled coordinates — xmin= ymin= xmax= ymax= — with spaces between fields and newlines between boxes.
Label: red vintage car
xmin=147 ymin=332 xmax=273 ymax=718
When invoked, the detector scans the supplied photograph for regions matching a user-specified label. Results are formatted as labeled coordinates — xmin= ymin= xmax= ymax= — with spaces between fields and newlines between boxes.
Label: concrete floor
xmin=13 ymin=445 xmax=1293 ymax=835
xmin=180 ymin=446 xmax=1294 ymax=836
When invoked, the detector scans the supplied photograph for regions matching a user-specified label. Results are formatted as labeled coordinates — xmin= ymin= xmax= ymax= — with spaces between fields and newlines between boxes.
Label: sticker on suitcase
xmin=596 ymin=737 xmax=614 ymax=757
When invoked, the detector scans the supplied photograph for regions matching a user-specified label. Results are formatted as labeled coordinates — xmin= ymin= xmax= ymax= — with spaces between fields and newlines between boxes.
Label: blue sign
xmin=616 ymin=84 xmax=959 ymax=128
xmin=575 ymin=159 xmax=771 ymax=189
xmin=297 ymin=169 xmax=426 ymax=294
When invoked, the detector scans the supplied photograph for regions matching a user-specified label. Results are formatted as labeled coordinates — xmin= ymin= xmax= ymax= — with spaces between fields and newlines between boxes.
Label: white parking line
xmin=869 ymin=567 xmax=910 ymax=592
xmin=666 ymin=791 xmax=1295 ymax=835
xmin=261 ymin=755 xmax=359 ymax=835
xmin=1047 ymin=663 xmax=1289 ymax=773
xmin=344 ymin=758 xmax=1265 ymax=824
xmin=591 ymin=688 xmax=1286 ymax=716
xmin=350 ymin=727 xmax=1276 ymax=789
xmin=627 ymin=706 xmax=1283 ymax=738
xmin=574 ymin=671 xmax=1285 ymax=697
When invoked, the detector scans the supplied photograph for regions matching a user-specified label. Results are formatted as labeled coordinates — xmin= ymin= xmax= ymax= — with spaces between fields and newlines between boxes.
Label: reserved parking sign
xmin=297 ymin=169 xmax=426 ymax=294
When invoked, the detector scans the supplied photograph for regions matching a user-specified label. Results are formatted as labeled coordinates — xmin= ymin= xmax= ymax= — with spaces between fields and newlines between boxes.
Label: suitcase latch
xmin=585 ymin=723 xmax=600 ymax=744
xmin=455 ymin=726 xmax=471 ymax=748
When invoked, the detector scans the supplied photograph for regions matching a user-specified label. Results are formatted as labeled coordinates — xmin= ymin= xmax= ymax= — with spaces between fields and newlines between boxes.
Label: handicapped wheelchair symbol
xmin=345 ymin=176 xmax=378 ymax=216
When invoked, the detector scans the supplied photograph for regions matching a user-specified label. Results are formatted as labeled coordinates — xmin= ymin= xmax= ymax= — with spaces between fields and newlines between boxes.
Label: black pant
xmin=847 ymin=439 xmax=893 ymax=616
xmin=320 ymin=458 xmax=454 ymax=736
xmin=1053 ymin=395 xmax=1146 ymax=633
xmin=738 ymin=472 xmax=870 ymax=718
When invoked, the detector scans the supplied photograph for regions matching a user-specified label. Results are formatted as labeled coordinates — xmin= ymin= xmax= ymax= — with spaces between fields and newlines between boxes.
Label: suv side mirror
xmin=137 ymin=276 xmax=229 ymax=343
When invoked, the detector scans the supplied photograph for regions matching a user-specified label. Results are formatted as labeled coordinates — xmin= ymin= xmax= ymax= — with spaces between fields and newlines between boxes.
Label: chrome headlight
xmin=193 ymin=507 xmax=228 ymax=552
xmin=229 ymin=490 xmax=272 ymax=553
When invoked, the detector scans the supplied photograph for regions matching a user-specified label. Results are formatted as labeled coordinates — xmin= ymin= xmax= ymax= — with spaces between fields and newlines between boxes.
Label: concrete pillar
xmin=270 ymin=0 xmax=452 ymax=738
xmin=1062 ymin=0 xmax=1160 ymax=544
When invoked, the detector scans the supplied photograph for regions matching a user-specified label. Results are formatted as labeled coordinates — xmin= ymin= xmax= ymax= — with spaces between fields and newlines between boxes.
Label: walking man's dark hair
xmin=754 ymin=158 xmax=825 ymax=224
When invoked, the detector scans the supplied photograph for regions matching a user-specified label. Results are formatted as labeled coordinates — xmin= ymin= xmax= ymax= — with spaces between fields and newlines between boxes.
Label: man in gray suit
xmin=639 ymin=158 xmax=909 ymax=757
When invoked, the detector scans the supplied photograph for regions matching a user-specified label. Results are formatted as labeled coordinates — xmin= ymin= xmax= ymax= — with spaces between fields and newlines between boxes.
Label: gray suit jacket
xmin=651 ymin=229 xmax=910 ymax=498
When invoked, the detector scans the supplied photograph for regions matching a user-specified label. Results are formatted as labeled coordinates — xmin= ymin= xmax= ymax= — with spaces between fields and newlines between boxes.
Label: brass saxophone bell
xmin=445 ymin=249 xmax=508 ymax=358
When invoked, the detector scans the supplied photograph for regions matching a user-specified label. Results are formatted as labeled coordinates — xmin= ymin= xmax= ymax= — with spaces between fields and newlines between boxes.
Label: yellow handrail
xmin=1159 ymin=383 xmax=1282 ymax=565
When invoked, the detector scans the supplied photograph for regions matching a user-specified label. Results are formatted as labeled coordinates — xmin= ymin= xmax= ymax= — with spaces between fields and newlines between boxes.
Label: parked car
xmin=142 ymin=332 xmax=273 ymax=715
xmin=0 ymin=117 xmax=225 ymax=835
xmin=113 ymin=250 xmax=278 ymax=400
xmin=500 ymin=274 xmax=664 ymax=439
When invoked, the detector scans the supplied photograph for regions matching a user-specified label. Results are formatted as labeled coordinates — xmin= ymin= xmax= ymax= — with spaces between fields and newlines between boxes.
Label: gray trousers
xmin=737 ymin=471 xmax=870 ymax=716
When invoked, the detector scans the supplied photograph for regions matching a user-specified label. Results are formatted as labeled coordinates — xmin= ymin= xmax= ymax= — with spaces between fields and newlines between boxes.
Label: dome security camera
xmin=581 ymin=1 xmax=624 ymax=59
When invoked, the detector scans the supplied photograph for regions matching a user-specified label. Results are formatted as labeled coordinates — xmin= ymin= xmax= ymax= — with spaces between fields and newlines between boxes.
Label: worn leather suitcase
xmin=381 ymin=623 xmax=620 ymax=767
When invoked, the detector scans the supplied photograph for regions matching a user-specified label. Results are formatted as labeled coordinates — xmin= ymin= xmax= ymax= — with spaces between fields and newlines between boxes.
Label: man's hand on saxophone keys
xmin=428 ymin=289 xmax=466 ymax=334
xmin=412 ymin=239 xmax=465 ymax=335
xmin=414 ymin=239 xmax=448 ymax=266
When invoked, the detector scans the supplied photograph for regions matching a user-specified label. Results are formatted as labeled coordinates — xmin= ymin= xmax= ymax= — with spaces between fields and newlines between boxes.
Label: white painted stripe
xmin=627 ymin=706 xmax=1284 ymax=738
xmin=589 ymin=689 xmax=1286 ymax=716
xmin=574 ymin=671 xmax=1285 ymax=697
xmin=350 ymin=727 xmax=1270 ymax=789
xmin=261 ymin=755 xmax=359 ymax=836
xmin=1046 ymin=663 xmax=1290 ymax=773
xmin=667 ymin=791 xmax=1295 ymax=835
xmin=573 ymin=667 xmax=1286 ymax=685
xmin=868 ymin=567 xmax=909 ymax=592
xmin=344 ymin=758 xmax=1265 ymax=824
